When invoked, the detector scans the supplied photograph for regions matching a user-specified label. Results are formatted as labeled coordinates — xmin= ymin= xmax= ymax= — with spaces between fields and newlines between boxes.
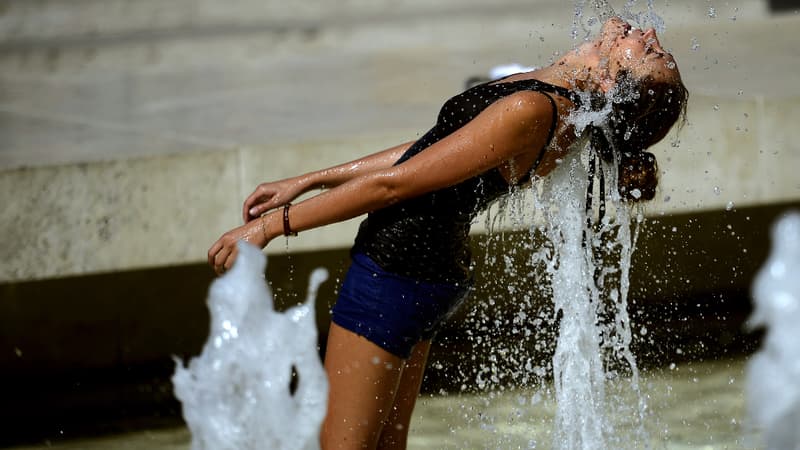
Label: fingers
xmin=208 ymin=240 xmax=223 ymax=267
xmin=246 ymin=202 xmax=274 ymax=222
xmin=223 ymin=246 xmax=238 ymax=273
xmin=208 ymin=237 xmax=239 ymax=275
xmin=243 ymin=186 xmax=267 ymax=222
xmin=243 ymin=192 xmax=279 ymax=223
xmin=243 ymin=191 xmax=263 ymax=223
xmin=245 ymin=203 xmax=266 ymax=222
xmin=211 ymin=243 xmax=230 ymax=275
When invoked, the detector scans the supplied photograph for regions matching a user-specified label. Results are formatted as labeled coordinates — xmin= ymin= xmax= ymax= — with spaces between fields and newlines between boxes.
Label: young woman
xmin=208 ymin=17 xmax=688 ymax=450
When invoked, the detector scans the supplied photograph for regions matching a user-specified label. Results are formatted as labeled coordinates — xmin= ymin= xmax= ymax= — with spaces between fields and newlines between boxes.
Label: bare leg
xmin=376 ymin=340 xmax=431 ymax=450
xmin=321 ymin=323 xmax=404 ymax=450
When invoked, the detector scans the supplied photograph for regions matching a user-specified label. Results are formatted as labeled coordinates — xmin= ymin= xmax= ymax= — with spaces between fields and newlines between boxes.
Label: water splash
xmin=746 ymin=211 xmax=800 ymax=449
xmin=533 ymin=147 xmax=648 ymax=449
xmin=573 ymin=0 xmax=617 ymax=41
xmin=461 ymin=136 xmax=649 ymax=448
xmin=572 ymin=0 xmax=666 ymax=42
xmin=173 ymin=241 xmax=329 ymax=450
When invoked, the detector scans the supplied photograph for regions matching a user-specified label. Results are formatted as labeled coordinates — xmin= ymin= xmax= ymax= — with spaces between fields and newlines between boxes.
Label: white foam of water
xmin=172 ymin=241 xmax=329 ymax=450
xmin=746 ymin=211 xmax=800 ymax=450
xmin=542 ymin=153 xmax=608 ymax=449
xmin=532 ymin=148 xmax=648 ymax=450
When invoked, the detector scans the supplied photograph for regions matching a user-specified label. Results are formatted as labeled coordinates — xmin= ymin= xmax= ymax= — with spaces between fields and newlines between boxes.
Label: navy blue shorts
xmin=331 ymin=253 xmax=471 ymax=359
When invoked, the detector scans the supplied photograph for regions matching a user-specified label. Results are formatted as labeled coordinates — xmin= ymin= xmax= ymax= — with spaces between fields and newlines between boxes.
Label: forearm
xmin=261 ymin=91 xmax=553 ymax=241
xmin=262 ymin=171 xmax=400 ymax=240
xmin=303 ymin=141 xmax=413 ymax=190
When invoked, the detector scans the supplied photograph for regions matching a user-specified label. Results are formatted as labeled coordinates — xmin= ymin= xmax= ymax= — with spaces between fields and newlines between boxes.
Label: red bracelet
xmin=283 ymin=203 xmax=297 ymax=237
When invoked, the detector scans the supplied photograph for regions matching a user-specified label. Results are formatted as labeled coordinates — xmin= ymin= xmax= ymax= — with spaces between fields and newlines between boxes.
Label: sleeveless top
xmin=352 ymin=78 xmax=579 ymax=283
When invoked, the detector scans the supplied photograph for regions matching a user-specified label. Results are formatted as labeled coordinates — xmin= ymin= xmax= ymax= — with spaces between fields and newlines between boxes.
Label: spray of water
xmin=172 ymin=241 xmax=329 ymax=450
xmin=573 ymin=0 xmax=666 ymax=42
xmin=533 ymin=144 xmax=648 ymax=449
xmin=746 ymin=211 xmax=800 ymax=450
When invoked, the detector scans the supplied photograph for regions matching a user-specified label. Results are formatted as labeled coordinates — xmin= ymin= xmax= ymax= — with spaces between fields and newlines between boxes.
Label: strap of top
xmin=532 ymin=92 xmax=559 ymax=175
xmin=508 ymin=79 xmax=579 ymax=184
xmin=488 ymin=76 xmax=583 ymax=106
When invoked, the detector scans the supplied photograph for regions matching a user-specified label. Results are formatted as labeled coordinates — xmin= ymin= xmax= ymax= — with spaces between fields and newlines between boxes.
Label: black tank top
xmin=352 ymin=78 xmax=579 ymax=283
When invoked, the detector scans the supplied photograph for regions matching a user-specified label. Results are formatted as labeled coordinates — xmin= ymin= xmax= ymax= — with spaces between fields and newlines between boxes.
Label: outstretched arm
xmin=243 ymin=141 xmax=414 ymax=222
xmin=210 ymin=91 xmax=554 ymax=274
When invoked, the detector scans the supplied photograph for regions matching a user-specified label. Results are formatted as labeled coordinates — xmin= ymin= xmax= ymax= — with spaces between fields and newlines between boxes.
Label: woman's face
xmin=600 ymin=17 xmax=680 ymax=84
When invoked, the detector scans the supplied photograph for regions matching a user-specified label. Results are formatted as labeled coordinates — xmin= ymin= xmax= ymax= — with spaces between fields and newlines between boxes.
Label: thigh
xmin=322 ymin=323 xmax=404 ymax=450
xmin=377 ymin=340 xmax=432 ymax=450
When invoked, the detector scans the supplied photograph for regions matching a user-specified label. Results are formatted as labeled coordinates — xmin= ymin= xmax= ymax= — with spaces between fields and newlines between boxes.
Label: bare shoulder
xmin=480 ymin=91 xmax=557 ymax=135
xmin=490 ymin=90 xmax=556 ymax=119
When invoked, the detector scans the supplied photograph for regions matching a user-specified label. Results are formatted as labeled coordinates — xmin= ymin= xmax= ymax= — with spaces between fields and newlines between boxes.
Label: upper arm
xmin=374 ymin=91 xmax=555 ymax=202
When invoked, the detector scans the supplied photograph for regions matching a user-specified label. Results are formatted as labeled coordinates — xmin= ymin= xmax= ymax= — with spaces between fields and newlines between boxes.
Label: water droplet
xmin=713 ymin=104 xmax=720 ymax=111
xmin=726 ymin=201 xmax=735 ymax=211
xmin=708 ymin=7 xmax=717 ymax=18
xmin=690 ymin=37 xmax=700 ymax=51
xmin=714 ymin=186 xmax=721 ymax=195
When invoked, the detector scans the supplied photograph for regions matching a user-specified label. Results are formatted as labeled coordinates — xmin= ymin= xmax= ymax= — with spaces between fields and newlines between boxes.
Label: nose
xmin=643 ymin=28 xmax=663 ymax=47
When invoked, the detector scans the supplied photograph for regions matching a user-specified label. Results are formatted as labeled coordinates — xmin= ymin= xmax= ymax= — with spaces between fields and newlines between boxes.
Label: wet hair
xmin=590 ymin=70 xmax=689 ymax=201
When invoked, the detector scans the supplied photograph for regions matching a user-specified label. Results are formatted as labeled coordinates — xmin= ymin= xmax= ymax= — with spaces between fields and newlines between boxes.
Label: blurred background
xmin=1 ymin=0 xmax=799 ymax=447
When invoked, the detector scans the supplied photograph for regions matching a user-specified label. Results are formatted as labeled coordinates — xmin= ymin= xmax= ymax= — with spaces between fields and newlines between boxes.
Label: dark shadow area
xmin=1 ymin=200 xmax=797 ymax=447
xmin=768 ymin=0 xmax=800 ymax=13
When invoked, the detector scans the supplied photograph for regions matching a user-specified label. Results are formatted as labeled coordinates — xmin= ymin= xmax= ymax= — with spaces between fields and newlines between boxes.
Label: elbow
xmin=369 ymin=171 xmax=406 ymax=208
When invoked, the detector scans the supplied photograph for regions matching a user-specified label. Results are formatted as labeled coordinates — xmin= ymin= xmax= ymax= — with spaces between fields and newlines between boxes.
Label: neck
xmin=535 ymin=41 xmax=609 ymax=92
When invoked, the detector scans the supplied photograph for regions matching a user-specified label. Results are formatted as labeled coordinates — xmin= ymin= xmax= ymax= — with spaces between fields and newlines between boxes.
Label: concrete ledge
xmin=1 ymin=0 xmax=798 ymax=283
xmin=0 ymin=133 xmax=405 ymax=282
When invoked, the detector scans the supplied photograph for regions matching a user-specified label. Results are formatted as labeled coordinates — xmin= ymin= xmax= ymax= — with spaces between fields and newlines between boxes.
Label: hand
xmin=243 ymin=178 xmax=305 ymax=223
xmin=207 ymin=218 xmax=271 ymax=275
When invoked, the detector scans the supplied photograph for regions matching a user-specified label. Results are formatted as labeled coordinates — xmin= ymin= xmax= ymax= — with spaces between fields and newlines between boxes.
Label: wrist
xmin=299 ymin=172 xmax=321 ymax=191
xmin=260 ymin=212 xmax=282 ymax=244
